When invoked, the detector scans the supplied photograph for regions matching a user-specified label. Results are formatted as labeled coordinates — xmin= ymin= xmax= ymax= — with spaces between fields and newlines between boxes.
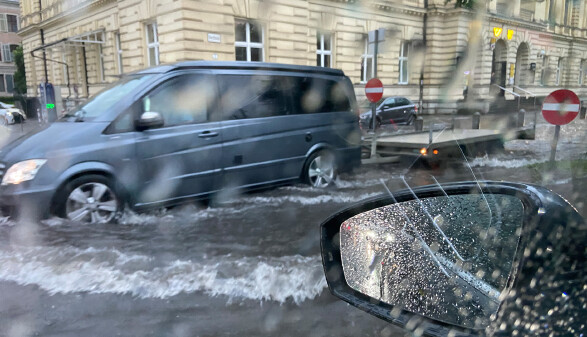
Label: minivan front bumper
xmin=0 ymin=183 xmax=54 ymax=219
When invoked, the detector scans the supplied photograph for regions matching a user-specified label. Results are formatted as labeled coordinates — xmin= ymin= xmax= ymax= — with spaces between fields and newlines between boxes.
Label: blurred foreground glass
xmin=340 ymin=194 xmax=524 ymax=329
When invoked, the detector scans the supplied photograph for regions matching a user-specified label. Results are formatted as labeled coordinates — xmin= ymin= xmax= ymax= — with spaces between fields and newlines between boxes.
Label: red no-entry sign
xmin=542 ymin=89 xmax=581 ymax=125
xmin=365 ymin=78 xmax=383 ymax=103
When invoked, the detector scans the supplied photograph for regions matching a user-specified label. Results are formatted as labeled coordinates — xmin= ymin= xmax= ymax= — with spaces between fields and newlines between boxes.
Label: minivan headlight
xmin=2 ymin=159 xmax=47 ymax=185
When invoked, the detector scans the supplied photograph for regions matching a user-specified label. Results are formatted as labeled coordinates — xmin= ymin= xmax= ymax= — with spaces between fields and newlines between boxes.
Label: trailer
xmin=361 ymin=128 xmax=507 ymax=166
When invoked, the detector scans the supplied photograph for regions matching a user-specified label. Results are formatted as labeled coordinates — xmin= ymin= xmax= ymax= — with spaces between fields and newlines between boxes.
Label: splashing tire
xmin=56 ymin=174 xmax=123 ymax=223
xmin=303 ymin=150 xmax=337 ymax=188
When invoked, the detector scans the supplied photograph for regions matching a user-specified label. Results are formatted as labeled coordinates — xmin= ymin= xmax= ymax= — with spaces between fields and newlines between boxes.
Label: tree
xmin=13 ymin=45 xmax=27 ymax=95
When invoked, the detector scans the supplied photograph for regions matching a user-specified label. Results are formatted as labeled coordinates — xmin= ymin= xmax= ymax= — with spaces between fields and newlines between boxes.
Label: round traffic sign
xmin=542 ymin=89 xmax=581 ymax=125
xmin=365 ymin=78 xmax=383 ymax=103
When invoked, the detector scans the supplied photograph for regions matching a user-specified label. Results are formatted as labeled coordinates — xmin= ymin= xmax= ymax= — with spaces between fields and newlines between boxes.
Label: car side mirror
xmin=320 ymin=181 xmax=585 ymax=336
xmin=138 ymin=111 xmax=164 ymax=130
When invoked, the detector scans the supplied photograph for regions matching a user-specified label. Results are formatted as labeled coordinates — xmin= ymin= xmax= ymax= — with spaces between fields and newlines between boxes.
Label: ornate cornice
xmin=20 ymin=0 xmax=117 ymax=36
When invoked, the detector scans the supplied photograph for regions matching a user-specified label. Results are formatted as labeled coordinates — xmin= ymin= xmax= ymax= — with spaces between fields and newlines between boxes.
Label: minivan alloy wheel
xmin=307 ymin=152 xmax=336 ymax=188
xmin=65 ymin=182 xmax=119 ymax=223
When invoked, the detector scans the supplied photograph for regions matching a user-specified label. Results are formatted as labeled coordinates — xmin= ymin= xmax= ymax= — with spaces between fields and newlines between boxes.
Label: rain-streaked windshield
xmin=0 ymin=0 xmax=585 ymax=336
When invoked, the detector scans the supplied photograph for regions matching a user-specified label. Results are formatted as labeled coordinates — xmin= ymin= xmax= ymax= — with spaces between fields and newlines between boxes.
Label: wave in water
xmin=0 ymin=246 xmax=326 ymax=304
xmin=468 ymin=156 xmax=548 ymax=168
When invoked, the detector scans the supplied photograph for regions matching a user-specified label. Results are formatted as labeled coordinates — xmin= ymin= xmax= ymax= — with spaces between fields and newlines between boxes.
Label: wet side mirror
xmin=320 ymin=181 xmax=585 ymax=336
xmin=138 ymin=111 xmax=164 ymax=130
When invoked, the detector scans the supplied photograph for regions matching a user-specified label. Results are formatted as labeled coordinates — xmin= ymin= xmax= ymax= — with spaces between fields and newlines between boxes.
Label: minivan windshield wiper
xmin=61 ymin=108 xmax=87 ymax=122
xmin=74 ymin=108 xmax=87 ymax=122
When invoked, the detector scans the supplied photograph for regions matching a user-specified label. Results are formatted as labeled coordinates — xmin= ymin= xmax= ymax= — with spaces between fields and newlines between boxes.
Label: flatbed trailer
xmin=361 ymin=128 xmax=509 ymax=165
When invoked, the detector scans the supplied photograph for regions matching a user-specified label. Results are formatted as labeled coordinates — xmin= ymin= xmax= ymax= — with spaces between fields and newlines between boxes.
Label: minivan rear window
xmin=290 ymin=77 xmax=351 ymax=114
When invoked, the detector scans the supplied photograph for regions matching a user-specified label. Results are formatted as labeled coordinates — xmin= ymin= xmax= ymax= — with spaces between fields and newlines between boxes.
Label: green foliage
xmin=13 ymin=45 xmax=27 ymax=95
xmin=0 ymin=96 xmax=15 ymax=104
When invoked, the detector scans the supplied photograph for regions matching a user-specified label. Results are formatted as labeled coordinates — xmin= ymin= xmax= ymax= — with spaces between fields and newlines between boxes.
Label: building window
xmin=145 ymin=22 xmax=159 ymax=66
xmin=361 ymin=36 xmax=374 ymax=83
xmin=7 ymin=14 xmax=17 ymax=32
xmin=316 ymin=33 xmax=332 ymax=67
xmin=399 ymin=41 xmax=410 ymax=84
xmin=98 ymin=43 xmax=105 ymax=82
xmin=556 ymin=57 xmax=563 ymax=85
xmin=1 ymin=44 xmax=17 ymax=62
xmin=579 ymin=60 xmax=586 ymax=86
xmin=0 ymin=75 xmax=5 ymax=92
xmin=115 ymin=32 xmax=123 ymax=74
xmin=235 ymin=20 xmax=264 ymax=62
xmin=540 ymin=56 xmax=549 ymax=86
xmin=5 ymin=74 xmax=13 ymax=93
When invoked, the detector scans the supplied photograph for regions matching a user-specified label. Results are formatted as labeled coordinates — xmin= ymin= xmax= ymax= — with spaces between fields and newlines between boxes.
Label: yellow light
xmin=420 ymin=148 xmax=428 ymax=155
xmin=493 ymin=27 xmax=502 ymax=38
xmin=507 ymin=29 xmax=514 ymax=40
xmin=433 ymin=149 xmax=439 ymax=155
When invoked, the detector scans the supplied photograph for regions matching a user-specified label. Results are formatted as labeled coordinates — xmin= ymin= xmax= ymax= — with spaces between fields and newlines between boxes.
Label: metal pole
xmin=40 ymin=29 xmax=48 ymax=81
xmin=81 ymin=43 xmax=90 ymax=97
xmin=373 ymin=29 xmax=378 ymax=78
xmin=370 ymin=102 xmax=376 ymax=131
xmin=549 ymin=125 xmax=560 ymax=162
xmin=419 ymin=0 xmax=428 ymax=115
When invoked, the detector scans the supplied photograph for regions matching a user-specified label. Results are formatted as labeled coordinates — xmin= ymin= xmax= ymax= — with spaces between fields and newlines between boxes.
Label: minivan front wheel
xmin=304 ymin=150 xmax=337 ymax=188
xmin=58 ymin=175 xmax=122 ymax=223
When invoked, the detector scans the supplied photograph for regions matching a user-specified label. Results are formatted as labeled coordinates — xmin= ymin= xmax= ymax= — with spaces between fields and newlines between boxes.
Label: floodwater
xmin=0 ymin=115 xmax=585 ymax=336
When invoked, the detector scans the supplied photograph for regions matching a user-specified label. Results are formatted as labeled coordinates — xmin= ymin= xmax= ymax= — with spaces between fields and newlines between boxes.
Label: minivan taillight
xmin=414 ymin=105 xmax=418 ymax=113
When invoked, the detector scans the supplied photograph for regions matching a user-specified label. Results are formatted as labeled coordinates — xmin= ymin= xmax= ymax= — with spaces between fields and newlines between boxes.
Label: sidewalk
xmin=0 ymin=120 xmax=45 ymax=147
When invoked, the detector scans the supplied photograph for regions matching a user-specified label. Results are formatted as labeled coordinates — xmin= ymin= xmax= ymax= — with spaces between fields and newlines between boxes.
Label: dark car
xmin=359 ymin=96 xmax=417 ymax=128
xmin=0 ymin=61 xmax=361 ymax=223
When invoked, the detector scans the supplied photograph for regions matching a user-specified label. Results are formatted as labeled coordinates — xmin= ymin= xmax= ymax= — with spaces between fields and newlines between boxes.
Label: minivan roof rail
xmin=136 ymin=61 xmax=345 ymax=76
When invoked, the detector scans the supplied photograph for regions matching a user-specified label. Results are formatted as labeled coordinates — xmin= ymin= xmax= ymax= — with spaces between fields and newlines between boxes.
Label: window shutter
xmin=0 ymin=14 xmax=7 ymax=33
xmin=2 ymin=44 xmax=11 ymax=62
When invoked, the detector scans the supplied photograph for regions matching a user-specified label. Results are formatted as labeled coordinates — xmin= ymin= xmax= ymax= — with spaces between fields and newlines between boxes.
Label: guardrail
xmin=513 ymin=86 xmax=539 ymax=132
xmin=513 ymin=86 xmax=538 ymax=110
xmin=492 ymin=84 xmax=522 ymax=110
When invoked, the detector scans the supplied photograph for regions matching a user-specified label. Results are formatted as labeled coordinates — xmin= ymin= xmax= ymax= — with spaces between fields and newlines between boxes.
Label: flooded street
xmin=1 ymin=116 xmax=585 ymax=337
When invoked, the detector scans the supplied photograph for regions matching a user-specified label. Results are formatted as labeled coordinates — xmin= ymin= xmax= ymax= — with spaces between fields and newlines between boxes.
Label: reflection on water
xmin=340 ymin=193 xmax=524 ymax=329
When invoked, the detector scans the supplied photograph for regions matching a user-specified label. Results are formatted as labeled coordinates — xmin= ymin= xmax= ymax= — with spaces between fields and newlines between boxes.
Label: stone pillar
xmin=512 ymin=0 xmax=521 ymax=17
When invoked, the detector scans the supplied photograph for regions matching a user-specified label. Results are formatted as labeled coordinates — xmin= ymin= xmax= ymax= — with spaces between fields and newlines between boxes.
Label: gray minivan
xmin=0 ymin=62 xmax=361 ymax=222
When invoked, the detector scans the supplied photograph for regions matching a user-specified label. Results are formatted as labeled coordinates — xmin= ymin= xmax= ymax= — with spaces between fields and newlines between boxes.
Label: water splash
xmin=0 ymin=246 xmax=326 ymax=304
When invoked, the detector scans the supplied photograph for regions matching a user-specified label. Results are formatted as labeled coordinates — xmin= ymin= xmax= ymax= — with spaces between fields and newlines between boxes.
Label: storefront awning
xmin=31 ymin=29 xmax=105 ymax=53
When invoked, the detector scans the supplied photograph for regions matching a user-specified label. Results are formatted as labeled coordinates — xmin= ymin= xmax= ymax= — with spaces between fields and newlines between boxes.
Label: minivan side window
xmin=143 ymin=74 xmax=214 ymax=126
xmin=290 ymin=77 xmax=351 ymax=114
xmin=215 ymin=75 xmax=289 ymax=120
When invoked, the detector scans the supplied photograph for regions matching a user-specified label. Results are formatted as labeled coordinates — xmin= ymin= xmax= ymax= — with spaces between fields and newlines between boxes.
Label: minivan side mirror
xmin=320 ymin=181 xmax=585 ymax=336
xmin=138 ymin=111 xmax=164 ymax=130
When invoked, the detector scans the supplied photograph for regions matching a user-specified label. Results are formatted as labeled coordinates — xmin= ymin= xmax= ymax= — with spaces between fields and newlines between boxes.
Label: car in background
xmin=359 ymin=96 xmax=417 ymax=129
xmin=0 ymin=102 xmax=26 ymax=125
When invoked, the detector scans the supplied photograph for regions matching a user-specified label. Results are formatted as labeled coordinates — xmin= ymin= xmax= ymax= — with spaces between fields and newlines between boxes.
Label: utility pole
xmin=418 ymin=0 xmax=428 ymax=114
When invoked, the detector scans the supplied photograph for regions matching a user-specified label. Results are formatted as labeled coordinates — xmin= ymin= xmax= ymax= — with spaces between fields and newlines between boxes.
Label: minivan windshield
xmin=62 ymin=74 xmax=155 ymax=121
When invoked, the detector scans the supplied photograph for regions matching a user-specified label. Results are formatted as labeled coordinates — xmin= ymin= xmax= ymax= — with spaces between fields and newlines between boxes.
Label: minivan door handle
xmin=198 ymin=131 xmax=219 ymax=138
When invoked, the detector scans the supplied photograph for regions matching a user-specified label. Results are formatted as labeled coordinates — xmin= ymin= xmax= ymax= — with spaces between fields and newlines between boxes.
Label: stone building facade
xmin=0 ymin=0 xmax=21 ymax=98
xmin=17 ymin=0 xmax=587 ymax=113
